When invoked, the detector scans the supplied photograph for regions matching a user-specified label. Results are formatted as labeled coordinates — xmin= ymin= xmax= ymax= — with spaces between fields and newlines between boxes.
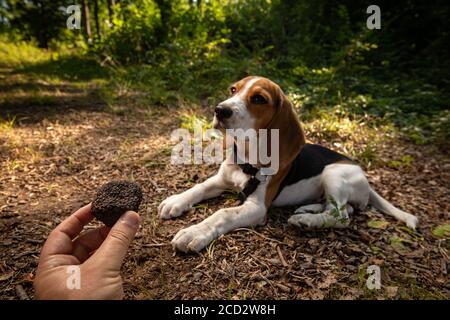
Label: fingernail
xmin=120 ymin=211 xmax=140 ymax=227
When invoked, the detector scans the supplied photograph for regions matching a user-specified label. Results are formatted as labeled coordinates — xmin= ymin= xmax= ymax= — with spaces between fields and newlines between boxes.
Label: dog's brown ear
xmin=263 ymin=88 xmax=305 ymax=208
xmin=267 ymin=88 xmax=305 ymax=169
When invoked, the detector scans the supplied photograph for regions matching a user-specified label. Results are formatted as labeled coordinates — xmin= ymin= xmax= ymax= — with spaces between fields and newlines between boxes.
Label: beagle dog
xmin=158 ymin=76 xmax=418 ymax=253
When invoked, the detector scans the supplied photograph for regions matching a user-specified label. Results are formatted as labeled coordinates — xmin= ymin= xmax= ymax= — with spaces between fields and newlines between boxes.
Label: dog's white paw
xmin=288 ymin=212 xmax=349 ymax=229
xmin=158 ymin=194 xmax=192 ymax=220
xmin=172 ymin=223 xmax=216 ymax=253
xmin=405 ymin=215 xmax=419 ymax=230
xmin=289 ymin=213 xmax=324 ymax=228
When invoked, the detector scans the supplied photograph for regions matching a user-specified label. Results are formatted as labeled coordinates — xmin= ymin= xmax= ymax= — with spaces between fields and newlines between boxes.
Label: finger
xmin=72 ymin=226 xmax=110 ymax=263
xmin=40 ymin=203 xmax=93 ymax=258
xmin=58 ymin=203 xmax=94 ymax=238
xmin=91 ymin=211 xmax=140 ymax=271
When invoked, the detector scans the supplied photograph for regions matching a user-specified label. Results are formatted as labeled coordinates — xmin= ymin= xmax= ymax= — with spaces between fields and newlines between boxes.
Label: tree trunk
xmin=154 ymin=0 xmax=171 ymax=43
xmin=93 ymin=0 xmax=101 ymax=39
xmin=107 ymin=0 xmax=115 ymax=27
xmin=82 ymin=0 xmax=92 ymax=44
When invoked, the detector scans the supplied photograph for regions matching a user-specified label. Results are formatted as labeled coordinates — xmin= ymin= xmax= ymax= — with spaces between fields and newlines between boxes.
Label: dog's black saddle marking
xmin=234 ymin=143 xmax=352 ymax=204
xmin=277 ymin=143 xmax=352 ymax=196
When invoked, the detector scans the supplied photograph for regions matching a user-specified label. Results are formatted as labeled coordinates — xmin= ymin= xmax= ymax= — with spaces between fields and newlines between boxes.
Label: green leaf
xmin=389 ymin=236 xmax=413 ymax=251
xmin=368 ymin=219 xmax=389 ymax=229
xmin=389 ymin=236 xmax=405 ymax=250
xmin=432 ymin=224 xmax=450 ymax=238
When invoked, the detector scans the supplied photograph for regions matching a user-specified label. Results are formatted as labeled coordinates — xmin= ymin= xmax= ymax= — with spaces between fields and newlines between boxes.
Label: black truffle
xmin=91 ymin=180 xmax=143 ymax=227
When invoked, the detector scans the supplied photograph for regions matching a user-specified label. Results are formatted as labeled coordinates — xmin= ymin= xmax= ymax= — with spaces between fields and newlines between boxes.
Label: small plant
xmin=0 ymin=37 xmax=51 ymax=68
xmin=388 ymin=155 xmax=414 ymax=169
xmin=5 ymin=159 xmax=20 ymax=173
xmin=179 ymin=113 xmax=211 ymax=134
xmin=326 ymin=195 xmax=349 ymax=226
xmin=432 ymin=224 xmax=450 ymax=238
xmin=0 ymin=116 xmax=16 ymax=132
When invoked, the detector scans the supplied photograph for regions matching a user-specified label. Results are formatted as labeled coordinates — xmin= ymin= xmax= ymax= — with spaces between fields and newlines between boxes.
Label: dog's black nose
xmin=215 ymin=105 xmax=233 ymax=120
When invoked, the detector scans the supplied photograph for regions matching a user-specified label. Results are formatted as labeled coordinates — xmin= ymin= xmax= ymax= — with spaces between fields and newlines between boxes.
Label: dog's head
xmin=213 ymin=76 xmax=305 ymax=169
xmin=213 ymin=76 xmax=285 ymax=131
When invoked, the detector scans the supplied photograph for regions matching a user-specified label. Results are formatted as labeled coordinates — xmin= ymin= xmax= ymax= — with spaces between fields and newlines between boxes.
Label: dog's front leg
xmin=171 ymin=185 xmax=268 ymax=253
xmin=158 ymin=173 xmax=229 ymax=219
xmin=171 ymin=202 xmax=266 ymax=253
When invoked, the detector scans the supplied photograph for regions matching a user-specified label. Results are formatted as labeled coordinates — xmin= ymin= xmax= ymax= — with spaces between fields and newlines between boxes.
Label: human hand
xmin=34 ymin=203 xmax=140 ymax=300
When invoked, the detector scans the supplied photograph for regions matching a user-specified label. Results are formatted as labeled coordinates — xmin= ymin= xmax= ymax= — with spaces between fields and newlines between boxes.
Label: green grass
xmin=0 ymin=37 xmax=110 ymax=83
xmin=24 ymin=93 xmax=58 ymax=106
xmin=1 ymin=36 xmax=448 ymax=154
xmin=19 ymin=55 xmax=111 ymax=81
xmin=179 ymin=113 xmax=212 ymax=133
xmin=0 ymin=37 xmax=51 ymax=68
xmin=388 ymin=155 xmax=414 ymax=169
xmin=432 ymin=224 xmax=450 ymax=239
xmin=285 ymin=61 xmax=450 ymax=147
xmin=0 ymin=115 xmax=16 ymax=132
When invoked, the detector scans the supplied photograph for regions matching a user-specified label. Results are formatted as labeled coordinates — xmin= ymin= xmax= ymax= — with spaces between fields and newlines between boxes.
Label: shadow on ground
xmin=0 ymin=67 xmax=108 ymax=124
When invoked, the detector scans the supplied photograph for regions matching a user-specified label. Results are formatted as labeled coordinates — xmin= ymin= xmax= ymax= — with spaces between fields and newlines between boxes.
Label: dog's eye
xmin=250 ymin=94 xmax=267 ymax=104
xmin=230 ymin=87 xmax=236 ymax=94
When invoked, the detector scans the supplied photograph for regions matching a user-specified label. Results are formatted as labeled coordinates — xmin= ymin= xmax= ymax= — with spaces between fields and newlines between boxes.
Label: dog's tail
xmin=369 ymin=187 xmax=418 ymax=230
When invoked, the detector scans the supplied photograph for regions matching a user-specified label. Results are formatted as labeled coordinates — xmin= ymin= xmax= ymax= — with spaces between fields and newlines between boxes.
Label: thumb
xmin=91 ymin=211 xmax=140 ymax=271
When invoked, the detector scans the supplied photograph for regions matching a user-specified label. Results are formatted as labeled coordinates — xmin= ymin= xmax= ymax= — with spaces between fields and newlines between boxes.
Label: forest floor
xmin=0 ymin=64 xmax=449 ymax=300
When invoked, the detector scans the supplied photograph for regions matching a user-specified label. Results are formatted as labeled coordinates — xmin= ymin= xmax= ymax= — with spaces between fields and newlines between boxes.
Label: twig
xmin=14 ymin=250 xmax=38 ymax=260
xmin=143 ymin=243 xmax=170 ymax=247
xmin=72 ymin=176 xmax=92 ymax=190
xmin=26 ymin=238 xmax=44 ymax=244
xmin=15 ymin=285 xmax=29 ymax=300
xmin=275 ymin=282 xmax=291 ymax=293
xmin=255 ymin=273 xmax=279 ymax=299
xmin=276 ymin=246 xmax=289 ymax=267
xmin=438 ymin=240 xmax=449 ymax=260
xmin=235 ymin=228 xmax=285 ymax=245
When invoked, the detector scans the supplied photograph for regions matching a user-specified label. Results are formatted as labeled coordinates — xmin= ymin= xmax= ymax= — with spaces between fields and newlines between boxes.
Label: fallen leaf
xmin=368 ymin=219 xmax=389 ymax=229
xmin=0 ymin=272 xmax=14 ymax=282
xmin=386 ymin=286 xmax=398 ymax=298
xmin=389 ymin=236 xmax=409 ymax=251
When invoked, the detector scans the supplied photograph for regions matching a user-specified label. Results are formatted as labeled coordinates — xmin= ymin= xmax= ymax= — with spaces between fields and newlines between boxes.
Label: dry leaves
xmin=1 ymin=69 xmax=449 ymax=300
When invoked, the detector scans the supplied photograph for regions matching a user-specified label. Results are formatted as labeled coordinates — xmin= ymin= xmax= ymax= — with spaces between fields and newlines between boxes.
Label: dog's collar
xmin=233 ymin=143 xmax=267 ymax=204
